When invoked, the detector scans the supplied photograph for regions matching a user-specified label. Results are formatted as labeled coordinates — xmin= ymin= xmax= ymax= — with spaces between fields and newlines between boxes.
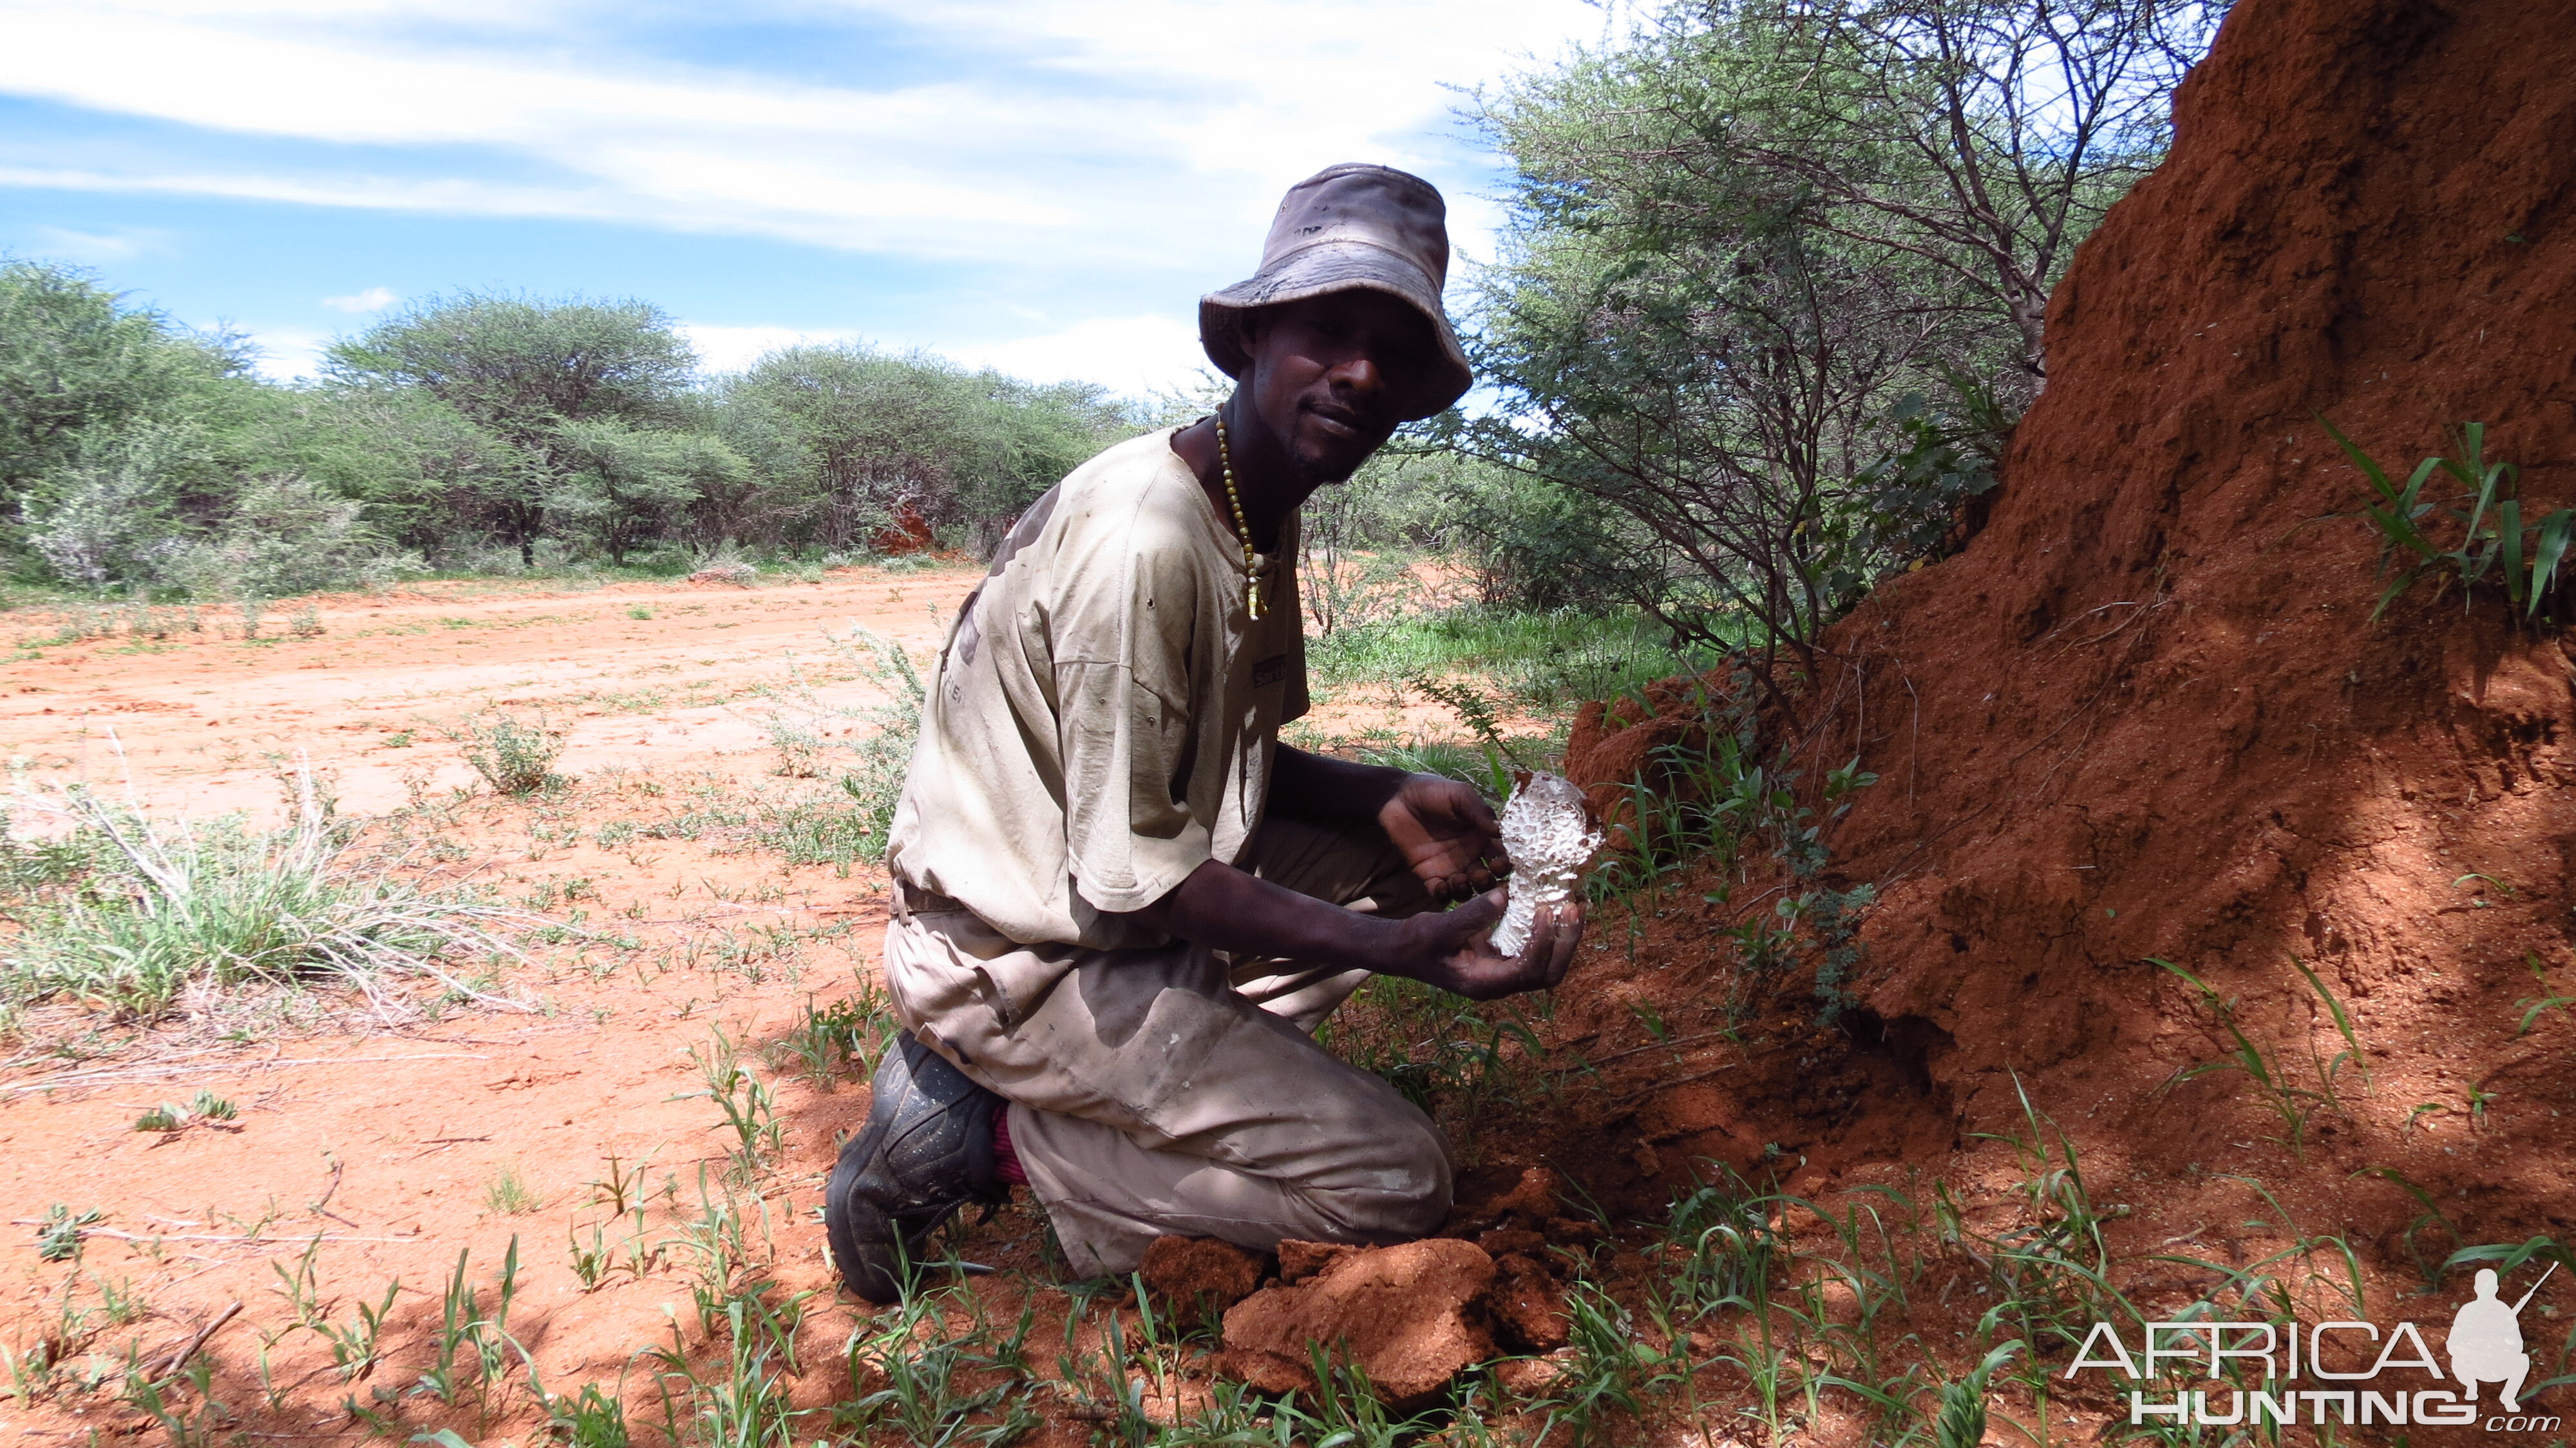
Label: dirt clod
xmin=1139 ymin=1235 xmax=1266 ymax=1328
xmin=1274 ymin=1238 xmax=1360 ymax=1285
xmin=1486 ymin=1253 xmax=1570 ymax=1353
xmin=1219 ymin=1238 xmax=1499 ymax=1405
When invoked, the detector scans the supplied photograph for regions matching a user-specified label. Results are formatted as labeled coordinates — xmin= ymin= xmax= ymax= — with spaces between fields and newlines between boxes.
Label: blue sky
xmin=0 ymin=0 xmax=1620 ymax=400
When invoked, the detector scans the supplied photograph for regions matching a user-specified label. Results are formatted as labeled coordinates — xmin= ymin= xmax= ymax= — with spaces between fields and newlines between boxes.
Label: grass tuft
xmin=2 ymin=766 xmax=530 ymax=1024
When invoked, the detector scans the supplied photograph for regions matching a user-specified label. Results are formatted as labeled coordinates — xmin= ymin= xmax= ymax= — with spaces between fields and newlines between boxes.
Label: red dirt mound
xmin=1826 ymin=0 xmax=2576 ymax=1132
xmin=1562 ymin=0 xmax=2576 ymax=1244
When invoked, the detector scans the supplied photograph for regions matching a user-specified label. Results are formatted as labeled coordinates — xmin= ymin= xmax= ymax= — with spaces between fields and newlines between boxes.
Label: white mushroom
xmin=1490 ymin=772 xmax=1604 ymax=957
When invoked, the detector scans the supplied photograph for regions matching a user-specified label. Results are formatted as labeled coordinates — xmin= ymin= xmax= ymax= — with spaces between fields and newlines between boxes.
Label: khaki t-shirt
xmin=885 ymin=428 xmax=1308 ymax=949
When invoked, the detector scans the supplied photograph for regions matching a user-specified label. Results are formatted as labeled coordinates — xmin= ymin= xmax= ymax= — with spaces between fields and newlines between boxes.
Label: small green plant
xmin=627 ymin=604 xmax=655 ymax=620
xmin=684 ymin=1029 xmax=782 ymax=1179
xmin=133 ymin=1089 xmax=238 ymax=1134
xmin=542 ymin=1378 xmax=634 ymax=1447
xmin=484 ymin=1163 xmax=545 ymax=1215
xmin=587 ymin=1151 xmax=656 ymax=1214
xmin=828 ymin=625 xmax=925 ymax=863
xmin=2325 ymin=418 xmax=2570 ymax=623
xmin=314 ymin=1277 xmax=401 ymax=1382
xmin=767 ymin=989 xmax=894 ymax=1087
xmin=33 ymin=1204 xmax=101 ymax=1262
xmin=2151 ymin=957 xmax=2336 ymax=1156
xmin=290 ymin=605 xmax=324 ymax=638
xmin=1408 ymin=672 xmax=1535 ymax=772
xmin=458 ymin=708 xmax=567 ymax=795
xmin=567 ymin=1221 xmax=612 ymax=1290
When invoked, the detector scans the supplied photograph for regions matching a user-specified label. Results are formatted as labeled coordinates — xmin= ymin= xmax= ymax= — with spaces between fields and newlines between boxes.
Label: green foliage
xmin=1458 ymin=0 xmax=2206 ymax=659
xmin=0 ymin=266 xmax=1139 ymax=589
xmin=132 ymin=1090 xmax=238 ymax=1133
xmin=458 ymin=709 xmax=567 ymax=795
xmin=721 ymin=343 xmax=1129 ymax=555
xmin=484 ymin=1164 xmax=545 ymax=1215
xmin=548 ymin=416 xmax=749 ymax=565
xmin=33 ymin=1204 xmax=101 ymax=1262
xmin=0 ymin=771 xmax=524 ymax=1024
xmin=2325 ymin=417 xmax=2570 ymax=624
xmin=0 ymin=260 xmax=241 ymax=500
xmin=1310 ymin=603 xmax=1696 ymax=712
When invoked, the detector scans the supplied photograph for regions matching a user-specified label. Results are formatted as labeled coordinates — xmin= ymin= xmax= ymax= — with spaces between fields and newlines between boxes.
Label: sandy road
xmin=0 ymin=565 xmax=984 ymax=821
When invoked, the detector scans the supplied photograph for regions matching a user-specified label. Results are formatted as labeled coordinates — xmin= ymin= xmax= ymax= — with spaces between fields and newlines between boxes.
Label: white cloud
xmin=320 ymin=285 xmax=397 ymax=312
xmin=0 ymin=0 xmax=1618 ymax=270
xmin=242 ymin=325 xmax=331 ymax=381
xmin=21 ymin=223 xmax=164 ymax=263
xmin=676 ymin=323 xmax=865 ymax=376
xmin=940 ymin=314 xmax=1207 ymax=401
xmin=682 ymin=315 xmax=1204 ymax=400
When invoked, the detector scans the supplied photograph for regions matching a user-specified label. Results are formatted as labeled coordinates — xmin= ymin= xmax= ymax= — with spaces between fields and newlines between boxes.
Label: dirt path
xmin=1 ymin=566 xmax=982 ymax=821
xmin=0 ymin=566 xmax=1020 ymax=1443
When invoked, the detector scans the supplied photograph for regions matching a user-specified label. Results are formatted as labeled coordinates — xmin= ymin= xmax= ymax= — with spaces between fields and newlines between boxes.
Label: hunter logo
xmin=2063 ymin=1262 xmax=2561 ymax=1431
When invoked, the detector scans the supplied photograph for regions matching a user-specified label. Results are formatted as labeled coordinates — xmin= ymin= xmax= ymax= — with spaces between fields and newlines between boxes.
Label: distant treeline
xmin=5 ymin=0 xmax=2225 ymax=656
xmin=0 ymin=267 xmax=1139 ymax=597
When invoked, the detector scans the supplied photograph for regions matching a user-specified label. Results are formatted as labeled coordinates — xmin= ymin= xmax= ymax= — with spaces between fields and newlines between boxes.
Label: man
xmin=826 ymin=164 xmax=1586 ymax=1302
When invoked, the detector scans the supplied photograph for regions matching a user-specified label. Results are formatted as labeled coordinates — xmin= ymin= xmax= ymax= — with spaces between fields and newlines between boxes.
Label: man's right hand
xmin=1389 ymin=888 xmax=1586 ymax=1000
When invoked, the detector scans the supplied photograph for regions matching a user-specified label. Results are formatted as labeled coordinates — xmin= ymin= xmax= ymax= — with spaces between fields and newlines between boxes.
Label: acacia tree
xmin=1457 ymin=0 xmax=2219 ymax=672
xmin=724 ymin=346 xmax=1124 ymax=555
xmin=1657 ymin=0 xmax=2224 ymax=389
xmin=0 ymin=261 xmax=242 ymax=502
xmin=324 ymin=292 xmax=695 ymax=562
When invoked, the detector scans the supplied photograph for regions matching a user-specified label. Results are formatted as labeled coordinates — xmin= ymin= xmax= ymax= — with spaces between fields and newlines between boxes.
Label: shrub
xmin=459 ymin=709 xmax=568 ymax=795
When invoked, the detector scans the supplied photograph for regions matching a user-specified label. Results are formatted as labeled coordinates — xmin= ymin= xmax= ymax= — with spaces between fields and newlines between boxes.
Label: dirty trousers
xmin=879 ymin=816 xmax=1452 ymax=1278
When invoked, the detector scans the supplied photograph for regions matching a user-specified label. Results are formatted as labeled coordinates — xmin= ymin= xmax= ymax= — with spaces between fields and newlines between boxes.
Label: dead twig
xmin=154 ymin=1301 xmax=242 ymax=1384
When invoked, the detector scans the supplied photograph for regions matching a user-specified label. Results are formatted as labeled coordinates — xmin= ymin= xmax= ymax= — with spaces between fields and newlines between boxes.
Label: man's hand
xmin=1389 ymin=887 xmax=1584 ymax=1000
xmin=1378 ymin=774 xmax=1508 ymax=902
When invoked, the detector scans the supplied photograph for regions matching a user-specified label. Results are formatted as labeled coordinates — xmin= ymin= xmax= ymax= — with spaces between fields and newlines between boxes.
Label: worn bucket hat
xmin=1200 ymin=163 xmax=1475 ymax=421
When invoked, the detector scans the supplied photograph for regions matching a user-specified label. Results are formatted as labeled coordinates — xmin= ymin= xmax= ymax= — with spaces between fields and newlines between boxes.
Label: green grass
xmin=484 ymin=1164 xmax=546 ymax=1215
xmin=1310 ymin=604 xmax=1698 ymax=710
xmin=1 ymin=771 xmax=528 ymax=1025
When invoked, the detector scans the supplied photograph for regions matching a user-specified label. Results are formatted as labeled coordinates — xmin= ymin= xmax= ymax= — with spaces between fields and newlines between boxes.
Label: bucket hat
xmin=1200 ymin=163 xmax=1474 ymax=421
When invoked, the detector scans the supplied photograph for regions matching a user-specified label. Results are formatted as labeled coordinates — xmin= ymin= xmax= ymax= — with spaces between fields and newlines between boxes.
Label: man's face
xmin=1239 ymin=291 xmax=1437 ymax=484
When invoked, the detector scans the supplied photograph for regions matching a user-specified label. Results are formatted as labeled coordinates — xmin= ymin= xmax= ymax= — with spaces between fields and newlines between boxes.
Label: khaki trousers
xmin=879 ymin=815 xmax=1448 ymax=1277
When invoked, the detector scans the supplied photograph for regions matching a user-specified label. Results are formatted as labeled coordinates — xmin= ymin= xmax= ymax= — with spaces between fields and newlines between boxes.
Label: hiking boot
xmin=825 ymin=1034 xmax=1008 ymax=1302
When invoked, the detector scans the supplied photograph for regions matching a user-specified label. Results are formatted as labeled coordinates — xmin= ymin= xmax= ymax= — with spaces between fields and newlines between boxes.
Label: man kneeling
xmin=826 ymin=164 xmax=1585 ymax=1299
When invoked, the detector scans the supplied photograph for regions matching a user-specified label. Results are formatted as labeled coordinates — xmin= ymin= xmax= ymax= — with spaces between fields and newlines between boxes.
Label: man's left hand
xmin=1378 ymin=774 xmax=1508 ymax=902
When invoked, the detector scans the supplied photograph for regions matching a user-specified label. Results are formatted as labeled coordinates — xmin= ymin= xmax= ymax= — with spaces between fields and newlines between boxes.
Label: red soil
xmin=1542 ymin=0 xmax=2576 ymax=1404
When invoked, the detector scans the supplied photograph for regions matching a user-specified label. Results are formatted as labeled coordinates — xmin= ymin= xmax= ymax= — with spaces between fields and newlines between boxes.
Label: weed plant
xmin=2326 ymin=418 xmax=2571 ymax=623
xmin=1 ymin=770 xmax=526 ymax=1024
xmin=459 ymin=708 xmax=568 ymax=794
xmin=829 ymin=625 xmax=925 ymax=863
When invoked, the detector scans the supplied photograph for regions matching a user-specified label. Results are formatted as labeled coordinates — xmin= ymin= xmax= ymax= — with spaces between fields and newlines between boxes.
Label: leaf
xmin=2531 ymin=509 xmax=2573 ymax=618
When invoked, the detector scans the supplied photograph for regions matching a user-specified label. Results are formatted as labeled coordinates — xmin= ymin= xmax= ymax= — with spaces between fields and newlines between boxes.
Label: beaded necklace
xmin=1213 ymin=418 xmax=1267 ymax=620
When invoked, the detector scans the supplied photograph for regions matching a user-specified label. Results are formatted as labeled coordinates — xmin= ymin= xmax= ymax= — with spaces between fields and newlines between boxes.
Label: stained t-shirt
xmin=884 ymin=428 xmax=1308 ymax=949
